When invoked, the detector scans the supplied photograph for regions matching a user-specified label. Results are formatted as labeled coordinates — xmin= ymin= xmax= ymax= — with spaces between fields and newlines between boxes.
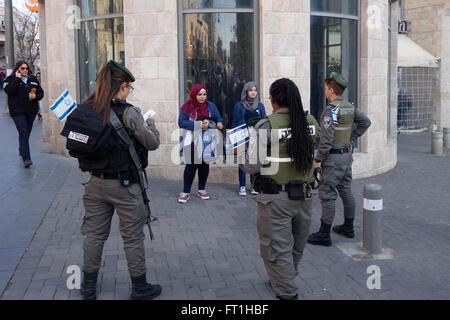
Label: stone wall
xmin=122 ymin=0 xmax=182 ymax=181
xmin=354 ymin=0 xmax=397 ymax=178
xmin=41 ymin=0 xmax=77 ymax=156
xmin=441 ymin=4 xmax=450 ymax=129
xmin=260 ymin=0 xmax=310 ymax=111
xmin=39 ymin=0 xmax=398 ymax=185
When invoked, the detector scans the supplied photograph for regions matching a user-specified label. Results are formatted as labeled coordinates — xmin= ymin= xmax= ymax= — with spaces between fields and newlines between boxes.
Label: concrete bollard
xmin=431 ymin=131 xmax=444 ymax=155
xmin=444 ymin=128 xmax=450 ymax=149
xmin=363 ymin=184 xmax=383 ymax=255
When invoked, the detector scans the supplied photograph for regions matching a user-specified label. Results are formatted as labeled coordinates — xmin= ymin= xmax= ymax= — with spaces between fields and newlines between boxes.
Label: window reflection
xmin=183 ymin=13 xmax=254 ymax=128
xmin=80 ymin=0 xmax=123 ymax=17
xmin=311 ymin=0 xmax=358 ymax=16
xmin=78 ymin=18 xmax=125 ymax=101
xmin=183 ymin=0 xmax=253 ymax=9
xmin=310 ymin=17 xmax=358 ymax=121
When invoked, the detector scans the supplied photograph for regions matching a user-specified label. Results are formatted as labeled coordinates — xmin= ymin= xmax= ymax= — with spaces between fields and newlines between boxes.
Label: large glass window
xmin=77 ymin=1 xmax=124 ymax=102
xmin=310 ymin=16 xmax=358 ymax=120
xmin=79 ymin=0 xmax=123 ymax=18
xmin=180 ymin=1 xmax=257 ymax=129
xmin=311 ymin=0 xmax=358 ymax=16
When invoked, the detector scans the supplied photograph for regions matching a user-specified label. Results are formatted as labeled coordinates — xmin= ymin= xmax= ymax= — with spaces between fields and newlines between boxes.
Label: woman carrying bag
xmin=4 ymin=60 xmax=44 ymax=168
xmin=178 ymin=84 xmax=223 ymax=203
xmin=231 ymin=81 xmax=266 ymax=196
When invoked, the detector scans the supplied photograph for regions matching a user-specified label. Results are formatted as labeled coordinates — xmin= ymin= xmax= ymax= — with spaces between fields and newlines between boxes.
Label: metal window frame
xmin=177 ymin=0 xmax=259 ymax=108
xmin=78 ymin=13 xmax=124 ymax=22
xmin=310 ymin=11 xmax=360 ymax=21
xmin=75 ymin=0 xmax=124 ymax=101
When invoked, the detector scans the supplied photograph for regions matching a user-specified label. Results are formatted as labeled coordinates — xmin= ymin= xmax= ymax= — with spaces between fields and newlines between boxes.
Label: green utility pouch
xmin=286 ymin=180 xmax=311 ymax=200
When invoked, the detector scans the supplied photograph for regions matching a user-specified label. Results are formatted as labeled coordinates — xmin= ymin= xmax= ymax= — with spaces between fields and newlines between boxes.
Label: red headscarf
xmin=181 ymin=84 xmax=210 ymax=121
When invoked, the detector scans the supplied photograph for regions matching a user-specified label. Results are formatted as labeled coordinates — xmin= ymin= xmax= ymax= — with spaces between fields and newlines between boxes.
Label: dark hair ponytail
xmin=84 ymin=63 xmax=133 ymax=124
xmin=269 ymin=78 xmax=314 ymax=174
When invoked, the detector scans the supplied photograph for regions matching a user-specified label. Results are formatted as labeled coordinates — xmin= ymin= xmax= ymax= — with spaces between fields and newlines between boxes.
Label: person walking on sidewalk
xmin=307 ymin=72 xmax=371 ymax=247
xmin=240 ymin=78 xmax=317 ymax=300
xmin=4 ymin=60 xmax=44 ymax=168
xmin=178 ymin=84 xmax=224 ymax=203
xmin=232 ymin=81 xmax=266 ymax=196
xmin=62 ymin=61 xmax=162 ymax=300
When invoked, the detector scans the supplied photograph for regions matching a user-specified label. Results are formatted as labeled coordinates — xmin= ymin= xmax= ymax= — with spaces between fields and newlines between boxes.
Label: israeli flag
xmin=228 ymin=123 xmax=249 ymax=149
xmin=49 ymin=89 xmax=77 ymax=121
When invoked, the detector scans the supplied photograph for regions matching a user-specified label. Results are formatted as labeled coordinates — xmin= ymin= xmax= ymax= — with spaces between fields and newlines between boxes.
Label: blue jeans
xmin=12 ymin=113 xmax=36 ymax=161
xmin=239 ymin=168 xmax=255 ymax=188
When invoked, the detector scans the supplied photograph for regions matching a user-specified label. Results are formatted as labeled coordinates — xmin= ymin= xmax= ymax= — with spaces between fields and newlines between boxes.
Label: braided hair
xmin=269 ymin=78 xmax=314 ymax=174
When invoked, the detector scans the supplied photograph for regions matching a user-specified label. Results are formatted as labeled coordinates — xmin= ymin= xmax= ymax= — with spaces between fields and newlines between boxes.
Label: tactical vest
xmin=329 ymin=100 xmax=355 ymax=145
xmin=261 ymin=113 xmax=316 ymax=185
xmin=61 ymin=102 xmax=148 ymax=177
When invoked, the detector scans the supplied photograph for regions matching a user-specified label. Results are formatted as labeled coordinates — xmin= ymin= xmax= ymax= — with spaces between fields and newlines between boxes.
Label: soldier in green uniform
xmin=307 ymin=72 xmax=371 ymax=246
xmin=240 ymin=78 xmax=318 ymax=300
xmin=62 ymin=61 xmax=162 ymax=300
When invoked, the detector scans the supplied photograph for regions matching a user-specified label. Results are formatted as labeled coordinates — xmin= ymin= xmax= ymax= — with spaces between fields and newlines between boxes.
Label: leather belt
xmin=330 ymin=147 xmax=350 ymax=154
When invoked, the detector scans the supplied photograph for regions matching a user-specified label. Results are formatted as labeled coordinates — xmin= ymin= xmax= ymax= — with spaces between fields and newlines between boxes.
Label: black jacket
xmin=4 ymin=74 xmax=44 ymax=117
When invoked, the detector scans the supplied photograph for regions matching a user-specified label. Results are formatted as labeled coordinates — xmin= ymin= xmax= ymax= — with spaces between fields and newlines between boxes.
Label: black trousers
xmin=12 ymin=113 xmax=37 ymax=161
xmin=183 ymin=163 xmax=209 ymax=193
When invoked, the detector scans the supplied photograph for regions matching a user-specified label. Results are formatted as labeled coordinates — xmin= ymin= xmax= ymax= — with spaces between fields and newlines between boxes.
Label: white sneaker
xmin=239 ymin=187 xmax=247 ymax=196
xmin=196 ymin=190 xmax=210 ymax=200
xmin=250 ymin=188 xmax=258 ymax=195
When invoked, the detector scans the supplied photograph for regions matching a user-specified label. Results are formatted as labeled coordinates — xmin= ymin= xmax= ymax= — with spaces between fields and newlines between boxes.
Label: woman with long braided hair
xmin=240 ymin=78 xmax=319 ymax=300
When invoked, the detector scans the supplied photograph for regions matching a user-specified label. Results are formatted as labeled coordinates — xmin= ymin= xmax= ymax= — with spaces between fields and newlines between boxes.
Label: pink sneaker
xmin=196 ymin=190 xmax=210 ymax=200
xmin=178 ymin=193 xmax=190 ymax=203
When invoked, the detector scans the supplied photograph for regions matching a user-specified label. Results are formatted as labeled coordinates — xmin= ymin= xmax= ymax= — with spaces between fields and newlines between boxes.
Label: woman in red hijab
xmin=178 ymin=84 xmax=223 ymax=203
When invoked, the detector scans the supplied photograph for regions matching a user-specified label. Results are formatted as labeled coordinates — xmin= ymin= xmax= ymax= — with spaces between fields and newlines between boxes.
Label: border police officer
xmin=307 ymin=72 xmax=371 ymax=246
xmin=240 ymin=78 xmax=318 ymax=300
xmin=61 ymin=61 xmax=162 ymax=300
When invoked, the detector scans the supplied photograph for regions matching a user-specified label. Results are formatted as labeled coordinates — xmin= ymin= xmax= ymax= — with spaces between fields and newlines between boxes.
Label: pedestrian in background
xmin=232 ymin=81 xmax=266 ymax=196
xmin=35 ymin=72 xmax=43 ymax=118
xmin=4 ymin=60 xmax=44 ymax=168
xmin=308 ymin=72 xmax=371 ymax=247
xmin=240 ymin=78 xmax=317 ymax=300
xmin=397 ymin=87 xmax=412 ymax=130
xmin=178 ymin=84 xmax=224 ymax=203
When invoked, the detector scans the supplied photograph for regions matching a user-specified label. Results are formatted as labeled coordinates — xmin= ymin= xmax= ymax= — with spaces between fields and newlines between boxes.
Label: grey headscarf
xmin=241 ymin=81 xmax=259 ymax=112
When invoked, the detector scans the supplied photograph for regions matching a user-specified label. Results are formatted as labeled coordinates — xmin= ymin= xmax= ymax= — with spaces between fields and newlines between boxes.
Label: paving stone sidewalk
xmin=1 ymin=97 xmax=449 ymax=299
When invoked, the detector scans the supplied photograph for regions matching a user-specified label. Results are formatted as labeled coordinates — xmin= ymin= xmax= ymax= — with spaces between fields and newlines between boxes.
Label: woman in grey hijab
xmin=231 ymin=81 xmax=266 ymax=196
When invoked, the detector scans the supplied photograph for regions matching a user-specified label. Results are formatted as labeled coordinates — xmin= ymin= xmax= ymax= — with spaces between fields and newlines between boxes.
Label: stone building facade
xmin=403 ymin=0 xmax=450 ymax=130
xmin=37 ymin=0 xmax=399 ymax=183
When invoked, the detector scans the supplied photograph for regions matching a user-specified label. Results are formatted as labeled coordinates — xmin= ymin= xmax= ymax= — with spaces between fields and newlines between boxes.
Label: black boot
xmin=80 ymin=270 xmax=98 ymax=300
xmin=130 ymin=274 xmax=162 ymax=300
xmin=333 ymin=218 xmax=355 ymax=238
xmin=307 ymin=222 xmax=332 ymax=246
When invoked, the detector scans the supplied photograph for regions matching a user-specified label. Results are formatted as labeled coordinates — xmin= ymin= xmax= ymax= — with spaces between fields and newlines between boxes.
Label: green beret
xmin=108 ymin=60 xmax=135 ymax=82
xmin=329 ymin=72 xmax=348 ymax=89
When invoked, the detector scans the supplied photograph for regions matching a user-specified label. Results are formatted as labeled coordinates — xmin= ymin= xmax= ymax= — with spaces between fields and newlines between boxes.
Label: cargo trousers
xmin=256 ymin=191 xmax=313 ymax=299
xmin=318 ymin=152 xmax=355 ymax=225
xmin=81 ymin=176 xmax=147 ymax=277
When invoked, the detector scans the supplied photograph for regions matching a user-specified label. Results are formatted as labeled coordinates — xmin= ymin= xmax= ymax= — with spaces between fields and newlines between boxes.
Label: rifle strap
xmin=110 ymin=109 xmax=154 ymax=240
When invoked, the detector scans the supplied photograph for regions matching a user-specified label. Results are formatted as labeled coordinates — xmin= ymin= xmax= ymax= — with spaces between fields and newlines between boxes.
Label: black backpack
xmin=60 ymin=104 xmax=112 ymax=159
